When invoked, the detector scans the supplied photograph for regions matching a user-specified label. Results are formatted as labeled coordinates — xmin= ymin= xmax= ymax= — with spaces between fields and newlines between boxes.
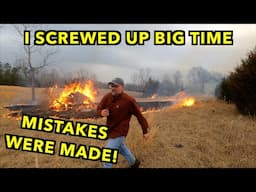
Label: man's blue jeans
xmin=104 ymin=136 xmax=136 ymax=168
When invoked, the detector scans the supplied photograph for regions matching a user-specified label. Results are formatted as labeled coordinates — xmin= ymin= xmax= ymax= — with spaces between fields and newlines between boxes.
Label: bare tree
xmin=63 ymin=69 xmax=98 ymax=85
xmin=187 ymin=66 xmax=211 ymax=93
xmin=75 ymin=69 xmax=97 ymax=82
xmin=14 ymin=24 xmax=57 ymax=104
xmin=36 ymin=68 xmax=61 ymax=87
xmin=173 ymin=70 xmax=183 ymax=92
xmin=131 ymin=67 xmax=151 ymax=91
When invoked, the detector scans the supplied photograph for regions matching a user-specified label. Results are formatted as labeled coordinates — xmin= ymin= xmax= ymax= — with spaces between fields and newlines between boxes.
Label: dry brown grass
xmin=0 ymin=86 xmax=256 ymax=168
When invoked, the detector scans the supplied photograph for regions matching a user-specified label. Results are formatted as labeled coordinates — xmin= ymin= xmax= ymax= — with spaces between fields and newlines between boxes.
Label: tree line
xmin=128 ymin=67 xmax=223 ymax=97
xmin=0 ymin=62 xmax=23 ymax=86
xmin=0 ymin=60 xmax=224 ymax=98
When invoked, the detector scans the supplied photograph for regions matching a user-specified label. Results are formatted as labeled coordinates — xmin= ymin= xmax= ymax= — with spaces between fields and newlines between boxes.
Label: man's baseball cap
xmin=108 ymin=77 xmax=124 ymax=87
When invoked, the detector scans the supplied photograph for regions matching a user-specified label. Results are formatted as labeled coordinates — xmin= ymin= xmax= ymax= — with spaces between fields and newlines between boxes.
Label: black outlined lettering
xmin=33 ymin=31 xmax=121 ymax=46
xmin=24 ymin=31 xmax=30 ymax=45
xmin=154 ymin=31 xmax=185 ymax=45
xmin=21 ymin=114 xmax=109 ymax=140
xmin=125 ymin=31 xmax=150 ymax=45
xmin=188 ymin=31 xmax=233 ymax=45
xmin=59 ymin=142 xmax=119 ymax=163
xmin=4 ymin=134 xmax=56 ymax=155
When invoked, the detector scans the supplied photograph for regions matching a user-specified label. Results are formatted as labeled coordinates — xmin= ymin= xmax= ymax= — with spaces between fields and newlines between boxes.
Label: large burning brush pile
xmin=49 ymin=80 xmax=98 ymax=112
xmin=4 ymin=80 xmax=100 ymax=119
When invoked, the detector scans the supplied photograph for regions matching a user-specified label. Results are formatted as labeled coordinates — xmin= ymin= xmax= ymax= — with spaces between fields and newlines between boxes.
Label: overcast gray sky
xmin=1 ymin=24 xmax=256 ymax=83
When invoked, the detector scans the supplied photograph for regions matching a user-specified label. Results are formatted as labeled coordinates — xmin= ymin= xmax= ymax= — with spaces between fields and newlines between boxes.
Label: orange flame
xmin=182 ymin=97 xmax=195 ymax=107
xmin=150 ymin=94 xmax=158 ymax=99
xmin=50 ymin=80 xmax=98 ymax=111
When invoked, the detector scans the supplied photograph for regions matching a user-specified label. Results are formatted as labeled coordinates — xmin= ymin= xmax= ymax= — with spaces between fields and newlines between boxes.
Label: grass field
xmin=0 ymin=85 xmax=256 ymax=168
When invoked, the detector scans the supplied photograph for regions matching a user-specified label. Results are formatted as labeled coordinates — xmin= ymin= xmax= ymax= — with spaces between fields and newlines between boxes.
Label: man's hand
xmin=101 ymin=109 xmax=109 ymax=117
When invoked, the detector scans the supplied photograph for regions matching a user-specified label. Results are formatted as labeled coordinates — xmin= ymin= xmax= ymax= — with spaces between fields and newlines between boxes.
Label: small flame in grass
xmin=150 ymin=94 xmax=158 ymax=99
xmin=182 ymin=97 xmax=195 ymax=107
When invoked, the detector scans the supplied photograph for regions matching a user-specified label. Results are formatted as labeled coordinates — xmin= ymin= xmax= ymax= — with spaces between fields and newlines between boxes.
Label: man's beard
xmin=112 ymin=91 xmax=118 ymax=96
xmin=112 ymin=91 xmax=122 ymax=96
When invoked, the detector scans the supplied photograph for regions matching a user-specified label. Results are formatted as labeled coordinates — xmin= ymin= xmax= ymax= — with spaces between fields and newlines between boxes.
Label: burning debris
xmin=50 ymin=91 xmax=96 ymax=111
xmin=3 ymin=84 xmax=196 ymax=120
xmin=146 ymin=91 xmax=196 ymax=109
xmin=4 ymin=80 xmax=99 ymax=119
xmin=50 ymin=80 xmax=98 ymax=111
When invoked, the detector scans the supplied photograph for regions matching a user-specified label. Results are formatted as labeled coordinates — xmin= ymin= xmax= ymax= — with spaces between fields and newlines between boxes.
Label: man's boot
xmin=130 ymin=159 xmax=140 ymax=168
